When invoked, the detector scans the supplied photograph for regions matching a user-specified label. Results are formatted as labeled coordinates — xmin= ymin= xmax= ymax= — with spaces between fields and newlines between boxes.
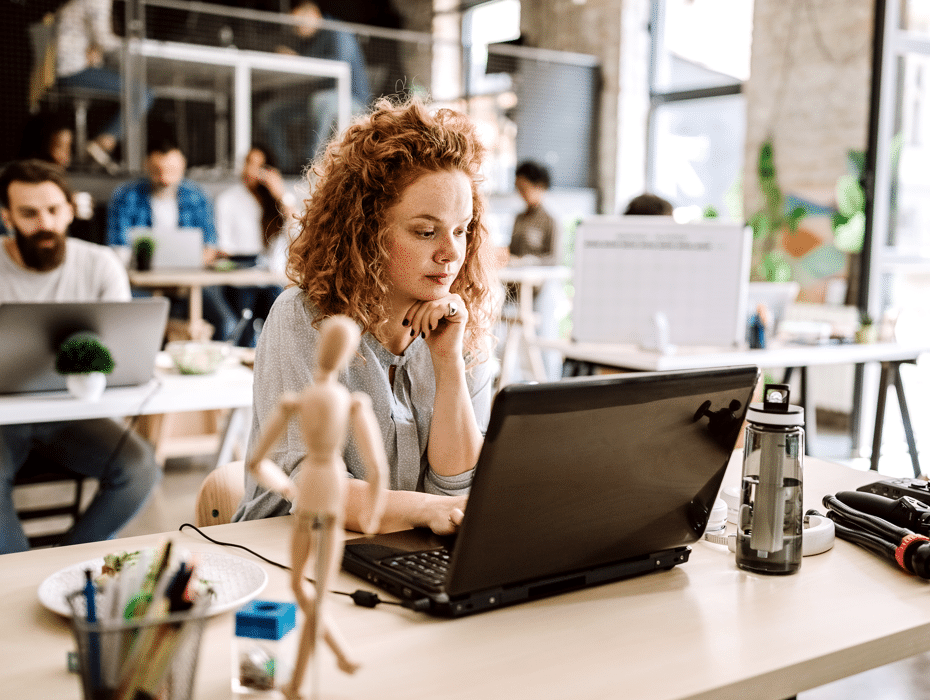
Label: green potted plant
xmin=55 ymin=332 xmax=115 ymax=401
xmin=133 ymin=235 xmax=156 ymax=271
xmin=855 ymin=310 xmax=877 ymax=344
xmin=747 ymin=141 xmax=806 ymax=282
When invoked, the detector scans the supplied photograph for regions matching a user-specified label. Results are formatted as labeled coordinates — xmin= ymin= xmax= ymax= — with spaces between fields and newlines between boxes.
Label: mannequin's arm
xmin=348 ymin=393 xmax=388 ymax=534
xmin=245 ymin=393 xmax=300 ymax=500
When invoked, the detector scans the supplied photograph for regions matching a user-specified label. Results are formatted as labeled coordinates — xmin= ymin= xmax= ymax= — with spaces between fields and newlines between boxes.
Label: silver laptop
xmin=343 ymin=365 xmax=760 ymax=617
xmin=0 ymin=299 xmax=169 ymax=394
xmin=129 ymin=227 xmax=205 ymax=269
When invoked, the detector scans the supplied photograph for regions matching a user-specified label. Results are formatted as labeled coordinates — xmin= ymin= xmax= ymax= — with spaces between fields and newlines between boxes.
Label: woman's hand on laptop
xmin=425 ymin=495 xmax=467 ymax=535
xmin=345 ymin=483 xmax=466 ymax=535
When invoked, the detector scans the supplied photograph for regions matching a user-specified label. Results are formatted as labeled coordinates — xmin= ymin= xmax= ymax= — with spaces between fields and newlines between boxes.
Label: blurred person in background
xmin=258 ymin=0 xmax=371 ymax=173
xmin=0 ymin=159 xmax=160 ymax=553
xmin=215 ymin=144 xmax=294 ymax=346
xmin=53 ymin=0 xmax=153 ymax=172
xmin=623 ymin=192 xmax=674 ymax=216
xmin=107 ymin=134 xmax=239 ymax=341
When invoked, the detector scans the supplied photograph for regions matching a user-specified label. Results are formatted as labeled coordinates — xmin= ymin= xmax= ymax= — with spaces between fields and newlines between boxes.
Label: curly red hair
xmin=287 ymin=96 xmax=498 ymax=363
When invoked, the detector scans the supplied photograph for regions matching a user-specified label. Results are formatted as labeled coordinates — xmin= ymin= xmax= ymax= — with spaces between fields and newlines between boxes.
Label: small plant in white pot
xmin=55 ymin=332 xmax=115 ymax=401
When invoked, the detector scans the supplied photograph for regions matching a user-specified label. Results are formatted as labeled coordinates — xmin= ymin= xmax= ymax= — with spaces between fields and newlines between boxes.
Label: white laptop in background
xmin=0 ymin=299 xmax=170 ymax=394
xmin=128 ymin=226 xmax=205 ymax=269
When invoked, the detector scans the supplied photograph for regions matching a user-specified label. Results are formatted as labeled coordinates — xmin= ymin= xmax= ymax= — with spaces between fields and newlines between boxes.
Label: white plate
xmin=38 ymin=550 xmax=268 ymax=618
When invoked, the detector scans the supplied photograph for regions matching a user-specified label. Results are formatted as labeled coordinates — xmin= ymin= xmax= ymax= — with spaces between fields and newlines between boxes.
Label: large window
xmin=870 ymin=0 xmax=930 ymax=335
xmin=647 ymin=0 xmax=753 ymax=218
xmin=462 ymin=0 xmax=521 ymax=97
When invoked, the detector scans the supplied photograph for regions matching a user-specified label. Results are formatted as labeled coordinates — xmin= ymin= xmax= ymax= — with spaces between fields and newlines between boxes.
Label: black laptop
xmin=343 ymin=365 xmax=760 ymax=617
xmin=0 ymin=298 xmax=169 ymax=394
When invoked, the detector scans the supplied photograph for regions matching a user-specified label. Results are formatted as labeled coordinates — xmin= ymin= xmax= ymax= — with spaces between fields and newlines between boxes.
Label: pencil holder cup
xmin=67 ymin=591 xmax=210 ymax=700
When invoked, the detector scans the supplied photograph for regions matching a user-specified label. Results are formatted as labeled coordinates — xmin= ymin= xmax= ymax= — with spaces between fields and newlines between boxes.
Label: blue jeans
xmin=202 ymin=285 xmax=240 ymax=342
xmin=223 ymin=284 xmax=283 ymax=347
xmin=56 ymin=67 xmax=154 ymax=141
xmin=0 ymin=419 xmax=161 ymax=554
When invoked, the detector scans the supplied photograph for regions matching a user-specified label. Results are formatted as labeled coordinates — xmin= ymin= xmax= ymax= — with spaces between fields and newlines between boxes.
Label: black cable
xmin=822 ymin=494 xmax=909 ymax=542
xmin=828 ymin=517 xmax=898 ymax=562
xmin=822 ymin=494 xmax=930 ymax=578
xmin=178 ymin=522 xmax=406 ymax=608
xmin=99 ymin=378 xmax=164 ymax=471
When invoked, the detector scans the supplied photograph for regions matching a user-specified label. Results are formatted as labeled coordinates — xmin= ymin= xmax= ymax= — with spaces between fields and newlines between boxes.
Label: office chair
xmin=13 ymin=454 xmax=88 ymax=548
xmin=195 ymin=460 xmax=245 ymax=527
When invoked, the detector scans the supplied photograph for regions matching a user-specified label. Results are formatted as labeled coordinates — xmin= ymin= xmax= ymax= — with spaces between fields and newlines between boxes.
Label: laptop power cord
xmin=179 ymin=523 xmax=424 ymax=610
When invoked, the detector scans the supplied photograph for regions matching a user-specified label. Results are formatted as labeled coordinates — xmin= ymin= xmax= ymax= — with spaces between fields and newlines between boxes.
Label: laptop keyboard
xmin=382 ymin=548 xmax=451 ymax=592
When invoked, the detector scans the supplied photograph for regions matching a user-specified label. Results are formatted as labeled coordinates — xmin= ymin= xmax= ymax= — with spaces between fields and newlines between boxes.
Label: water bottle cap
xmin=747 ymin=402 xmax=804 ymax=426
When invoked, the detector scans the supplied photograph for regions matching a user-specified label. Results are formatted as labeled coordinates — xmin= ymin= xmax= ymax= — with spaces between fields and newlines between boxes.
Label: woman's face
xmin=382 ymin=169 xmax=473 ymax=310
xmin=242 ymin=148 xmax=267 ymax=189
xmin=48 ymin=129 xmax=73 ymax=169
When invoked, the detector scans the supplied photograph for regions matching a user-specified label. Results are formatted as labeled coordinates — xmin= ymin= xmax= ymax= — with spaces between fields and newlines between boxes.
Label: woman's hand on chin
xmin=403 ymin=293 xmax=467 ymax=366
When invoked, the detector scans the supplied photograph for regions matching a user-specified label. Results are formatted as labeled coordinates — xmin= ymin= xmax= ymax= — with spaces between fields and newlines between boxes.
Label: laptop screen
xmin=0 ymin=299 xmax=170 ymax=394
xmin=445 ymin=366 xmax=759 ymax=596
xmin=129 ymin=227 xmax=204 ymax=269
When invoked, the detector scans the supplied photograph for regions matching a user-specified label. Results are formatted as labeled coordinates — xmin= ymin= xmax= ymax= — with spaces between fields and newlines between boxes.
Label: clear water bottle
xmin=736 ymin=383 xmax=805 ymax=575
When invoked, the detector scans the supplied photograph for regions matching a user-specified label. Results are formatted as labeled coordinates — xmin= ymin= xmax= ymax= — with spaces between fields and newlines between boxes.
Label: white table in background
xmin=540 ymin=337 xmax=927 ymax=475
xmin=0 ymin=357 xmax=254 ymax=469
xmin=128 ymin=267 xmax=287 ymax=341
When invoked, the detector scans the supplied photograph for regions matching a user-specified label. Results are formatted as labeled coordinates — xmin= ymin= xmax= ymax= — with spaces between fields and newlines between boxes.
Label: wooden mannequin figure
xmin=244 ymin=315 xmax=388 ymax=699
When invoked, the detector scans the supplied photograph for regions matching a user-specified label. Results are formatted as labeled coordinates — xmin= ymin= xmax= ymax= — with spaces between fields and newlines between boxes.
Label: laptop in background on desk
xmin=343 ymin=365 xmax=760 ymax=617
xmin=0 ymin=298 xmax=169 ymax=394
xmin=129 ymin=227 xmax=205 ymax=269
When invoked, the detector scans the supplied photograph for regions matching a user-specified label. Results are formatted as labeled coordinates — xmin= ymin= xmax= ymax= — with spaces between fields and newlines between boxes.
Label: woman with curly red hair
xmin=233 ymin=96 xmax=499 ymax=534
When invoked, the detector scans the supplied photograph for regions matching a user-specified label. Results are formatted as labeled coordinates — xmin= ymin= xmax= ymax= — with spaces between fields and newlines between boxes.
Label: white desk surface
xmin=497 ymin=264 xmax=571 ymax=285
xmin=4 ymin=455 xmax=926 ymax=700
xmin=127 ymin=267 xmax=288 ymax=289
xmin=0 ymin=356 xmax=253 ymax=426
xmin=538 ymin=337 xmax=927 ymax=371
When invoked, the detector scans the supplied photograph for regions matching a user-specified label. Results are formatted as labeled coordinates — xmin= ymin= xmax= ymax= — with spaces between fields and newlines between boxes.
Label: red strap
xmin=895 ymin=533 xmax=930 ymax=572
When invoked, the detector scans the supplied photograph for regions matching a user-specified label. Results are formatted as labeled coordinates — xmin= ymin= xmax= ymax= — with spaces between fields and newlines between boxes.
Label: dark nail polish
xmin=410 ymin=328 xmax=415 ymax=337
xmin=421 ymin=332 xmax=426 ymax=339
xmin=402 ymin=318 xmax=409 ymax=326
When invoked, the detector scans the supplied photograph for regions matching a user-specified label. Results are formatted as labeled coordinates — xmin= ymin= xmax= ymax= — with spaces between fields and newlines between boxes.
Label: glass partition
xmin=111 ymin=0 xmax=598 ymax=194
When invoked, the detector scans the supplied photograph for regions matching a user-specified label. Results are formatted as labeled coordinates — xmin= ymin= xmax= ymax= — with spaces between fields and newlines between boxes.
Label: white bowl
xmin=166 ymin=341 xmax=231 ymax=375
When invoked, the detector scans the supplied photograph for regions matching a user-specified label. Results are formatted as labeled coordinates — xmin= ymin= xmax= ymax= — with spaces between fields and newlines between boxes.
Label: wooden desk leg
xmin=891 ymin=361 xmax=922 ymax=478
xmin=215 ymin=406 xmax=251 ymax=469
xmin=522 ymin=320 xmax=548 ymax=383
xmin=518 ymin=280 xmax=548 ymax=383
xmin=498 ymin=318 xmax=520 ymax=389
xmin=188 ymin=284 xmax=208 ymax=341
xmin=870 ymin=362 xmax=892 ymax=471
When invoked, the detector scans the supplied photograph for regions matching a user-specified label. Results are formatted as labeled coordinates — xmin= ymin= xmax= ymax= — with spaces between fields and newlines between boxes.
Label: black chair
xmin=13 ymin=454 xmax=87 ymax=548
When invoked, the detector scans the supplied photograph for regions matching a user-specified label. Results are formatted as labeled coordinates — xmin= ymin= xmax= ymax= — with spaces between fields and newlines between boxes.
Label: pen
xmin=83 ymin=569 xmax=102 ymax=692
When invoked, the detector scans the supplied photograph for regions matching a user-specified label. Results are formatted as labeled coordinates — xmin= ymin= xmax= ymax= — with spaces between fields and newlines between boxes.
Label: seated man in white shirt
xmin=0 ymin=159 xmax=160 ymax=553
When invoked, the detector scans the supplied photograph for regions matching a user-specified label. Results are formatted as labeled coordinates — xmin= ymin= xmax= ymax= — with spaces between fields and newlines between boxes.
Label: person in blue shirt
xmin=258 ymin=0 xmax=371 ymax=173
xmin=107 ymin=135 xmax=238 ymax=340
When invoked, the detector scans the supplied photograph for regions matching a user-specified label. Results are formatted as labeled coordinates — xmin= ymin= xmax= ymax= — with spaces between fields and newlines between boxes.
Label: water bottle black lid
xmin=747 ymin=383 xmax=804 ymax=426
xmin=762 ymin=384 xmax=791 ymax=412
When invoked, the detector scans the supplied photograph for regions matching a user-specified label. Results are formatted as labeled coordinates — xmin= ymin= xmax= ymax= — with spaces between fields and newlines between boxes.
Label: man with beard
xmin=0 ymin=159 xmax=160 ymax=554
